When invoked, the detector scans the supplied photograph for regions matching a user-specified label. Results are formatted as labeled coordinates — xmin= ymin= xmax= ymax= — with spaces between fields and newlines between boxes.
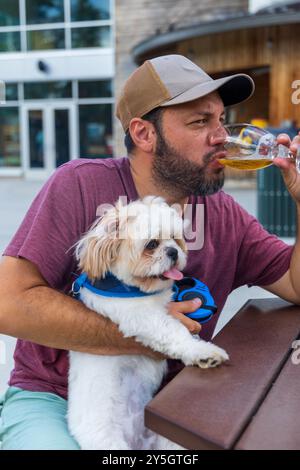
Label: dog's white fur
xmin=68 ymin=196 xmax=228 ymax=450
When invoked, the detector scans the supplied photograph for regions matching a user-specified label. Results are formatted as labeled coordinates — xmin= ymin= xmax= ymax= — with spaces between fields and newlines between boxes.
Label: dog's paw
xmin=184 ymin=342 xmax=229 ymax=369
xmin=196 ymin=343 xmax=229 ymax=368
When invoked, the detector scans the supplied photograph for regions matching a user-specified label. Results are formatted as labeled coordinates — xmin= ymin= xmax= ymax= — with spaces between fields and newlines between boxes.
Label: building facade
xmin=0 ymin=0 xmax=114 ymax=179
xmin=1 ymin=1 xmax=300 ymax=179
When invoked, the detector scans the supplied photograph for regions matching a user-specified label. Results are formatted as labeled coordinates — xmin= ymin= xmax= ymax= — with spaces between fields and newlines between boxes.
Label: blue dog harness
xmin=71 ymin=272 xmax=162 ymax=299
xmin=72 ymin=273 xmax=217 ymax=324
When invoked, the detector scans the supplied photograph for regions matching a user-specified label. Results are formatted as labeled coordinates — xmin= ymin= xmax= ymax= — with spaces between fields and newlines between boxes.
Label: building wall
xmin=0 ymin=49 xmax=113 ymax=82
xmin=114 ymin=0 xmax=248 ymax=156
xmin=0 ymin=0 xmax=115 ymax=177
xmin=178 ymin=24 xmax=300 ymax=128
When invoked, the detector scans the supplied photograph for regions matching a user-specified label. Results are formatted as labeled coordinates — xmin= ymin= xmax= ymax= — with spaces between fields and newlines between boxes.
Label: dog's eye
xmin=145 ymin=240 xmax=159 ymax=250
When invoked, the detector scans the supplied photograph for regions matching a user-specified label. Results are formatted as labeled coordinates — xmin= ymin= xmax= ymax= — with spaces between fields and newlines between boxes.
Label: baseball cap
xmin=116 ymin=54 xmax=255 ymax=132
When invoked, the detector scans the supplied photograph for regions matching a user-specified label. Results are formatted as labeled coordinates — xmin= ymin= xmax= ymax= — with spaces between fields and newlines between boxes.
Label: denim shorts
xmin=0 ymin=387 xmax=80 ymax=450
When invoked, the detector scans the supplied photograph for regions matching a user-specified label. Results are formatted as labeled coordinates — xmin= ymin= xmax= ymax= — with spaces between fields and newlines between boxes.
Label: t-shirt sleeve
xmin=232 ymin=203 xmax=293 ymax=289
xmin=2 ymin=163 xmax=86 ymax=289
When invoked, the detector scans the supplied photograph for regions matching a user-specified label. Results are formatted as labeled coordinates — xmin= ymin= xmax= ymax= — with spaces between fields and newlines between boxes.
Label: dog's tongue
xmin=162 ymin=268 xmax=183 ymax=281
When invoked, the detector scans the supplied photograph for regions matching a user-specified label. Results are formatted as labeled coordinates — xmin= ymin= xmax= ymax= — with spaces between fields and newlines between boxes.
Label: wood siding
xmin=178 ymin=24 xmax=300 ymax=127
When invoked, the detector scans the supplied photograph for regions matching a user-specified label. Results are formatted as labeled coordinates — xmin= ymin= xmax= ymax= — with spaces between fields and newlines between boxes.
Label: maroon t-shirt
xmin=3 ymin=157 xmax=293 ymax=399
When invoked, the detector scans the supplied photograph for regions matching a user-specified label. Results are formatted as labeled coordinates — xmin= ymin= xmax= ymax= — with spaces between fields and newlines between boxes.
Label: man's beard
xmin=151 ymin=128 xmax=225 ymax=198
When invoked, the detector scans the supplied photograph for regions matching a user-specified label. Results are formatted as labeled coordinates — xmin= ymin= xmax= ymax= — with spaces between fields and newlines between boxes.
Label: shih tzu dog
xmin=68 ymin=196 xmax=228 ymax=450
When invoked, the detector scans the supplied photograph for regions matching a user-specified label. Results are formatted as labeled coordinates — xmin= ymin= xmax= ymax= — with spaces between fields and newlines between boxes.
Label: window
xmin=5 ymin=83 xmax=18 ymax=101
xmin=78 ymin=80 xmax=112 ymax=98
xmin=0 ymin=107 xmax=20 ymax=167
xmin=24 ymin=81 xmax=72 ymax=99
xmin=27 ymin=28 xmax=65 ymax=50
xmin=0 ymin=31 xmax=20 ymax=52
xmin=71 ymin=25 xmax=110 ymax=48
xmin=0 ymin=1 xmax=20 ymax=26
xmin=28 ymin=109 xmax=44 ymax=168
xmin=54 ymin=109 xmax=70 ymax=167
xmin=79 ymin=104 xmax=112 ymax=158
xmin=26 ymin=0 xmax=64 ymax=24
xmin=0 ymin=1 xmax=113 ymax=52
xmin=71 ymin=0 xmax=110 ymax=21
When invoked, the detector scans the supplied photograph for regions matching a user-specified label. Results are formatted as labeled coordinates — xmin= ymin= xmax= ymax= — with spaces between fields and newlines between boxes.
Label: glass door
xmin=54 ymin=108 xmax=70 ymax=167
xmin=28 ymin=108 xmax=44 ymax=169
xmin=51 ymin=103 xmax=77 ymax=170
xmin=22 ymin=102 xmax=77 ymax=178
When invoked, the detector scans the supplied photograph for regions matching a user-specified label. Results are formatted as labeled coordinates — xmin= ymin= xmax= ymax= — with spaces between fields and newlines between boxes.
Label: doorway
xmin=21 ymin=102 xmax=77 ymax=178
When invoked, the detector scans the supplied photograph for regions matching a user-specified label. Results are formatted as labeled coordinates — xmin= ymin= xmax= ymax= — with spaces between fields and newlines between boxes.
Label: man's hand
xmin=167 ymin=299 xmax=202 ymax=334
xmin=273 ymin=132 xmax=300 ymax=203
xmin=132 ymin=299 xmax=202 ymax=362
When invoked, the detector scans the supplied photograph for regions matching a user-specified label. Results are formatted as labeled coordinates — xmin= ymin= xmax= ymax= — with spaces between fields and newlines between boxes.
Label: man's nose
xmin=208 ymin=126 xmax=228 ymax=146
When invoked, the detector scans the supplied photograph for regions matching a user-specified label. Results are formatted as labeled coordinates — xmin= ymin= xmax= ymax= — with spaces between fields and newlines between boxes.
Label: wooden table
xmin=145 ymin=298 xmax=300 ymax=450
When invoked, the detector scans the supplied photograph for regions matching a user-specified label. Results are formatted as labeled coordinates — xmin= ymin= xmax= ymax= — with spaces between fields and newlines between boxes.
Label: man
xmin=0 ymin=55 xmax=299 ymax=450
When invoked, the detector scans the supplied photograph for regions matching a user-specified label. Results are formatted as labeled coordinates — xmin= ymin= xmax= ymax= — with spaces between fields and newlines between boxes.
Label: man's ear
xmin=128 ymin=118 xmax=156 ymax=153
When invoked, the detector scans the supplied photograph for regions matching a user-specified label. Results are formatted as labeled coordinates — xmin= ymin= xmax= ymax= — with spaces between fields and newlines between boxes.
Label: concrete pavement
xmin=0 ymin=177 xmax=294 ymax=394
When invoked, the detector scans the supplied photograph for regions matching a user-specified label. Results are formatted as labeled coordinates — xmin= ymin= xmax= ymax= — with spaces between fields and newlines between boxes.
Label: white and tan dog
xmin=68 ymin=196 xmax=228 ymax=450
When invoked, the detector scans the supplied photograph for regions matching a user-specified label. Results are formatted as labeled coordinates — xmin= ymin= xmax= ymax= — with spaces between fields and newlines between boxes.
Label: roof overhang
xmin=132 ymin=11 xmax=300 ymax=64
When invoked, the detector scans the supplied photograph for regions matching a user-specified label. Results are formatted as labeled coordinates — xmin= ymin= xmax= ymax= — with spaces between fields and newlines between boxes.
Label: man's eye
xmin=193 ymin=119 xmax=207 ymax=125
xmin=145 ymin=240 xmax=159 ymax=250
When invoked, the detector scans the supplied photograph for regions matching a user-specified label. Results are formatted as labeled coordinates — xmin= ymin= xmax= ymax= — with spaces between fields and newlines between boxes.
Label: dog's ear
xmin=75 ymin=208 xmax=122 ymax=281
xmin=175 ymin=237 xmax=188 ymax=254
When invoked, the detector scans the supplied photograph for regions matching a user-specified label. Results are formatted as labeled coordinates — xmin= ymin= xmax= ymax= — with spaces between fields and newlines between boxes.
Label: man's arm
xmin=263 ymin=132 xmax=300 ymax=304
xmin=263 ymin=207 xmax=300 ymax=304
xmin=0 ymin=256 xmax=200 ymax=357
xmin=263 ymin=269 xmax=300 ymax=304
xmin=0 ymin=256 xmax=163 ymax=357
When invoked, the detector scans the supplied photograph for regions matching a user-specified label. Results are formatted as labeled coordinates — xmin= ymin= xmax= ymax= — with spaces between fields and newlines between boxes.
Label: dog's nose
xmin=166 ymin=247 xmax=178 ymax=262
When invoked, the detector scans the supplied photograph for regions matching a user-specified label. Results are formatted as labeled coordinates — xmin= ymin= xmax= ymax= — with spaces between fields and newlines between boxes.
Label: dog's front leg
xmin=117 ymin=308 xmax=228 ymax=369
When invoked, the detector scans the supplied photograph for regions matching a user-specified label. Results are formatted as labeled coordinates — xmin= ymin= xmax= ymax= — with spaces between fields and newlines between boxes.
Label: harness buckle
xmin=71 ymin=280 xmax=81 ymax=299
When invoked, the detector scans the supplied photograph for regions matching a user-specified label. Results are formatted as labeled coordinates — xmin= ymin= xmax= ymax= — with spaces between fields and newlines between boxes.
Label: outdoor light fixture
xmin=37 ymin=60 xmax=50 ymax=74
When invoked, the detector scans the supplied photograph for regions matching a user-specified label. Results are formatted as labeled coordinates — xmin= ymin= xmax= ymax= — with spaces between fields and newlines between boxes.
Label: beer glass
xmin=218 ymin=123 xmax=300 ymax=173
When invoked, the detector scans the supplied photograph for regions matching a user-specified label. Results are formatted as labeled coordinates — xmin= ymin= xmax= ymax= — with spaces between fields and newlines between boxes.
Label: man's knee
xmin=0 ymin=387 xmax=80 ymax=450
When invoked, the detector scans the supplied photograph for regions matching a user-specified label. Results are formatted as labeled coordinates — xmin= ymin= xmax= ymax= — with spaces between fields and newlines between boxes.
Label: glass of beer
xmin=218 ymin=123 xmax=300 ymax=172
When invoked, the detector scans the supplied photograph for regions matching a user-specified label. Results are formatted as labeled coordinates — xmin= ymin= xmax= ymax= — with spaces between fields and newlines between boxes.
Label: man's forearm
xmin=0 ymin=285 xmax=155 ymax=356
xmin=290 ymin=204 xmax=300 ymax=299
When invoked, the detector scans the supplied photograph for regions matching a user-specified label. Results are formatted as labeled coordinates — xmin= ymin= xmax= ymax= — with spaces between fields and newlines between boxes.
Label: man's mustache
xmin=203 ymin=146 xmax=225 ymax=165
